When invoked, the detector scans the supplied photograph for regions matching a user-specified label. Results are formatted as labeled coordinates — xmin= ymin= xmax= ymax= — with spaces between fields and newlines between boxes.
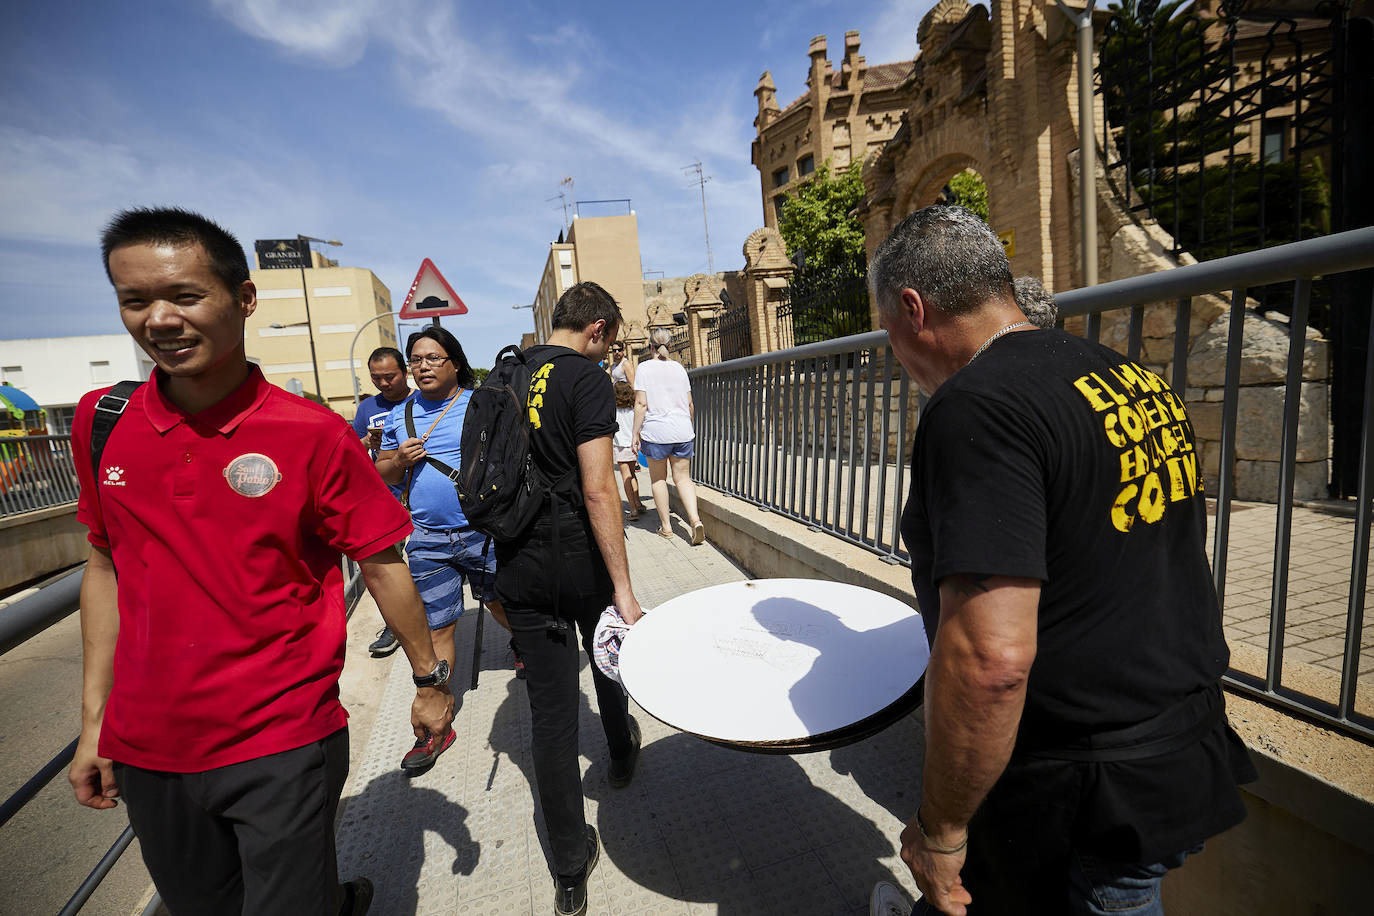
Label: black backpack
xmin=456 ymin=345 xmax=576 ymax=541
xmin=89 ymin=380 xmax=143 ymax=473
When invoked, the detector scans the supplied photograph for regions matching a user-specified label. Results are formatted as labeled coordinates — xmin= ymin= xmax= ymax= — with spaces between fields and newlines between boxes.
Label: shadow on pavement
xmin=587 ymin=731 xmax=903 ymax=914
xmin=336 ymin=770 xmax=477 ymax=915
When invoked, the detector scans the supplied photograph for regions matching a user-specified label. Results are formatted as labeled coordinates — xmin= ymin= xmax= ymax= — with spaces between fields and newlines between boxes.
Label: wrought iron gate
xmin=1096 ymin=0 xmax=1374 ymax=496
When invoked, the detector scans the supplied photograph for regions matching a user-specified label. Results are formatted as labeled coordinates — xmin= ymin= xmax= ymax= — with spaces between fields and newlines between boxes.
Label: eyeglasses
xmin=407 ymin=355 xmax=451 ymax=368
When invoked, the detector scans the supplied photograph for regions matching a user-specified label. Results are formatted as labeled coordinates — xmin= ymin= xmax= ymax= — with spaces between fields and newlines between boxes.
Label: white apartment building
xmin=0 ymin=334 xmax=155 ymax=434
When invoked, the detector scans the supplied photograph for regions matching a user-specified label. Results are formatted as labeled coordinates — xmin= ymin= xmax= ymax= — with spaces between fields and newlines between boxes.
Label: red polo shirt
xmin=73 ymin=366 xmax=412 ymax=772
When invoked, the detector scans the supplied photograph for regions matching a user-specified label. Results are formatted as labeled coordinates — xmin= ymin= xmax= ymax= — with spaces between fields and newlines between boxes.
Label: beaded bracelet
xmin=916 ymin=807 xmax=968 ymax=855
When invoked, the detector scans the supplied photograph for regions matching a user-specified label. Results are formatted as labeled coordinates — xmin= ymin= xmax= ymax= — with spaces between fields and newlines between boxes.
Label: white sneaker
xmin=870 ymin=881 xmax=913 ymax=916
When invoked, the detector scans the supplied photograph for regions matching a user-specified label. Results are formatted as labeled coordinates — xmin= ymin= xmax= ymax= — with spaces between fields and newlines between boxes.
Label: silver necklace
xmin=967 ymin=321 xmax=1031 ymax=365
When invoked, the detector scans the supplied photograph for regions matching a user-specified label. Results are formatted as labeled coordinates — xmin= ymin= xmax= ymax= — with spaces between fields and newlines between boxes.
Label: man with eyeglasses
xmin=352 ymin=346 xmax=414 ymax=658
xmin=375 ymin=325 xmax=510 ymax=771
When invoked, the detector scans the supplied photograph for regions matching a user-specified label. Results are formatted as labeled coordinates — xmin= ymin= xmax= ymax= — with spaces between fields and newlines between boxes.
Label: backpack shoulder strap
xmin=90 ymin=380 xmax=143 ymax=471
xmin=405 ymin=397 xmax=417 ymax=438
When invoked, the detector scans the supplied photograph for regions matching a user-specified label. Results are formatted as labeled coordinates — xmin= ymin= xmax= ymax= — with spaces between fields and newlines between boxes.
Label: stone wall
xmin=0 ymin=505 xmax=87 ymax=594
xmin=1186 ymin=313 xmax=1329 ymax=500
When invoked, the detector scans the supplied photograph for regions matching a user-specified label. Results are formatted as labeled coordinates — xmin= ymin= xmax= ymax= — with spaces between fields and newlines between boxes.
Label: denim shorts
xmin=641 ymin=439 xmax=695 ymax=460
xmin=406 ymin=525 xmax=497 ymax=629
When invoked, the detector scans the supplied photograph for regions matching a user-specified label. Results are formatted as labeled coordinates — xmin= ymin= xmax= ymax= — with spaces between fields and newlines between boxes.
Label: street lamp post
xmin=1053 ymin=0 xmax=1099 ymax=288
xmin=296 ymin=234 xmax=342 ymax=403
xmin=349 ymin=311 xmax=397 ymax=407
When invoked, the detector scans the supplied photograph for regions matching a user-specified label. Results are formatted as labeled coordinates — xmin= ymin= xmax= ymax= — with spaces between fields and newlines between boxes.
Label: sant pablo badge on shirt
xmin=223 ymin=453 xmax=282 ymax=497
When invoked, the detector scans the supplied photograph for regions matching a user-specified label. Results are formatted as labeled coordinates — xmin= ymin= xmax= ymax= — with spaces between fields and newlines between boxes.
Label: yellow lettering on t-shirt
xmin=1116 ymin=403 xmax=1147 ymax=443
xmin=1112 ymin=484 xmax=1139 ymax=532
xmin=1076 ymin=358 xmax=1202 ymax=534
xmin=1074 ymin=375 xmax=1116 ymax=412
xmin=530 ymin=377 xmax=548 ymax=394
xmin=1164 ymin=390 xmax=1189 ymax=422
xmin=1138 ymin=472 xmax=1166 ymax=523
xmin=1092 ymin=372 xmax=1128 ymax=406
xmin=528 ymin=406 xmax=541 ymax=429
xmin=1104 ymin=411 xmax=1126 ymax=448
xmin=1120 ymin=445 xmax=1151 ymax=481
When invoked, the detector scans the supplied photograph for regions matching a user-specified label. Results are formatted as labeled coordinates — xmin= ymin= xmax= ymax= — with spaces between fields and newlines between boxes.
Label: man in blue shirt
xmin=352 ymin=346 xmax=412 ymax=452
xmin=376 ymin=326 xmax=506 ymax=771
xmin=353 ymin=346 xmax=413 ymax=658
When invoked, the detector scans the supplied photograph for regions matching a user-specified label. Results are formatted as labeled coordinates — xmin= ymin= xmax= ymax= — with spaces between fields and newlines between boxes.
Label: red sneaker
xmin=401 ymin=727 xmax=456 ymax=772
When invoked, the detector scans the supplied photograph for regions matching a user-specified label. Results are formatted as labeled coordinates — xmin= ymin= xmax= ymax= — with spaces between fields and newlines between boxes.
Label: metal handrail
xmin=689 ymin=226 xmax=1374 ymax=742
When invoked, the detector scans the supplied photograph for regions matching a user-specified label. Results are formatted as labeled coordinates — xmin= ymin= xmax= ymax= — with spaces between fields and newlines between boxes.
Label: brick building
xmin=752 ymin=31 xmax=912 ymax=230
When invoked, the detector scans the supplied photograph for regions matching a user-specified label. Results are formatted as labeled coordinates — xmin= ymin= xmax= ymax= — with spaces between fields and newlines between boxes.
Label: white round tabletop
xmin=619 ymin=578 xmax=928 ymax=751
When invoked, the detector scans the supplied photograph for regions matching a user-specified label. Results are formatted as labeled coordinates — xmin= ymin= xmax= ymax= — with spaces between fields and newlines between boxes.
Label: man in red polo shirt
xmin=67 ymin=207 xmax=453 ymax=916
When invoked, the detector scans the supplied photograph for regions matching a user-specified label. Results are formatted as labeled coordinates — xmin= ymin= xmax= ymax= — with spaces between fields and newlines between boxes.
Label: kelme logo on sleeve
xmin=223 ymin=453 xmax=282 ymax=497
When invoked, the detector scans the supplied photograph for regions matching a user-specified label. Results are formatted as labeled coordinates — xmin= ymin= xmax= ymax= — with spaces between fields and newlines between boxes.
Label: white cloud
xmin=0 ymin=126 xmax=338 ymax=252
xmin=210 ymin=0 xmax=738 ymax=189
xmin=208 ymin=0 xmax=383 ymax=65
xmin=0 ymin=129 xmax=144 ymax=246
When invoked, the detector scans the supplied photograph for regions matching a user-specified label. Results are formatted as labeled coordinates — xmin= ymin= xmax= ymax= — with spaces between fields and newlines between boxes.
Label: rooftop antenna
xmin=561 ymin=175 xmax=575 ymax=223
xmin=683 ymin=160 xmax=714 ymax=275
xmin=546 ymin=191 xmax=569 ymax=232
xmin=547 ymin=176 xmax=575 ymax=232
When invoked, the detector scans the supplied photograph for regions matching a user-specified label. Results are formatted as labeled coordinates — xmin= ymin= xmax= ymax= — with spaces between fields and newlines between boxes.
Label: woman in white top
xmin=632 ymin=328 xmax=706 ymax=545
xmin=612 ymin=380 xmax=645 ymax=520
xmin=607 ymin=341 xmax=636 ymax=387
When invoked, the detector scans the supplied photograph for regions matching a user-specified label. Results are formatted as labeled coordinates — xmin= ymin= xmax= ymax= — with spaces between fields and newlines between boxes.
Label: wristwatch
xmin=413 ymin=659 xmax=451 ymax=689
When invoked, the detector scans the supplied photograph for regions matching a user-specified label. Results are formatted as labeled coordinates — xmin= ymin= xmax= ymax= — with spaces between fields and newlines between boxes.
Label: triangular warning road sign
xmin=398 ymin=258 xmax=469 ymax=319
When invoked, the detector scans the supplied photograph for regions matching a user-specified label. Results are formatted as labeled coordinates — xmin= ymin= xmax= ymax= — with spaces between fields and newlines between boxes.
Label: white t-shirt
xmin=634 ymin=358 xmax=695 ymax=444
xmin=614 ymin=405 xmax=634 ymax=449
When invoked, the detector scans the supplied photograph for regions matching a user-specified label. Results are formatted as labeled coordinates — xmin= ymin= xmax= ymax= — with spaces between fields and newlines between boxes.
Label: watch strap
xmin=413 ymin=658 xmax=450 ymax=688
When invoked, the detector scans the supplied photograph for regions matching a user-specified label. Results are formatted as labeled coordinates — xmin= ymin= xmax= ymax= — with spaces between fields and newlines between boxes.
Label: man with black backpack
xmin=487 ymin=281 xmax=644 ymax=916
xmin=374 ymin=325 xmax=511 ymax=771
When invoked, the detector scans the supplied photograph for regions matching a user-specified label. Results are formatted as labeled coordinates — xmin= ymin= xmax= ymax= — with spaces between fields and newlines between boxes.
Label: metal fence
xmin=776 ymin=261 xmax=872 ymax=350
xmin=707 ymin=300 xmax=752 ymax=363
xmin=690 ymin=225 xmax=1374 ymax=743
xmin=0 ymin=435 xmax=80 ymax=518
xmin=668 ymin=325 xmax=691 ymax=362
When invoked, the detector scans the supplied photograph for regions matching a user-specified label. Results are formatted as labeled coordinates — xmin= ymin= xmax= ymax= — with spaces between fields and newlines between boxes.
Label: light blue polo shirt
xmin=381 ymin=389 xmax=471 ymax=530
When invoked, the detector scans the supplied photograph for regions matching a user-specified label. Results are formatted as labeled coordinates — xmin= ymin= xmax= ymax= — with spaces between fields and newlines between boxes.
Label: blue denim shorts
xmin=641 ymin=439 xmax=695 ymax=460
xmin=405 ymin=525 xmax=497 ymax=629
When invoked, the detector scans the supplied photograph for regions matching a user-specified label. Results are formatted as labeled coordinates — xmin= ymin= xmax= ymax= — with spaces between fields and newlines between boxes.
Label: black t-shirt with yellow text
xmin=494 ymin=345 xmax=617 ymax=609
xmin=901 ymin=328 xmax=1253 ymax=864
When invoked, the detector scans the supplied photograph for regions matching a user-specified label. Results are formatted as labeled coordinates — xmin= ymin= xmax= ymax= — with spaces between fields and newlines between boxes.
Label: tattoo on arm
xmin=948 ymin=573 xmax=993 ymax=599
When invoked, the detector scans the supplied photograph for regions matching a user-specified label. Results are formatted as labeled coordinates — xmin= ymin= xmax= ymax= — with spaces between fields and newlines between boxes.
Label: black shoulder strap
xmin=405 ymin=397 xmax=417 ymax=439
xmin=90 ymin=380 xmax=143 ymax=472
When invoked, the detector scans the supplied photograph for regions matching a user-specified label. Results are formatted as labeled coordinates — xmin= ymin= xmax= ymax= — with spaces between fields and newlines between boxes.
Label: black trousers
xmin=507 ymin=595 xmax=633 ymax=878
xmin=114 ymin=728 xmax=349 ymax=916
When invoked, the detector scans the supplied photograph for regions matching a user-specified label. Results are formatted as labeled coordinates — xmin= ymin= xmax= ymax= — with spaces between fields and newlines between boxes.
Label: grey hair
xmin=1013 ymin=276 xmax=1058 ymax=329
xmin=868 ymin=205 xmax=1014 ymax=318
xmin=649 ymin=326 xmax=673 ymax=357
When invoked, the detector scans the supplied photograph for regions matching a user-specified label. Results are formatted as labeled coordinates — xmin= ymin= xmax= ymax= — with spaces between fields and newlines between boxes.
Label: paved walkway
xmin=328 ymin=487 xmax=1373 ymax=916
xmin=334 ymin=498 xmax=926 ymax=916
xmin=1210 ymin=501 xmax=1374 ymax=697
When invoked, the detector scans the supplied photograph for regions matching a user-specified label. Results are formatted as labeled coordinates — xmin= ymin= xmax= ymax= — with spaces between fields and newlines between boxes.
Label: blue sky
xmin=1 ymin=0 xmax=934 ymax=369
